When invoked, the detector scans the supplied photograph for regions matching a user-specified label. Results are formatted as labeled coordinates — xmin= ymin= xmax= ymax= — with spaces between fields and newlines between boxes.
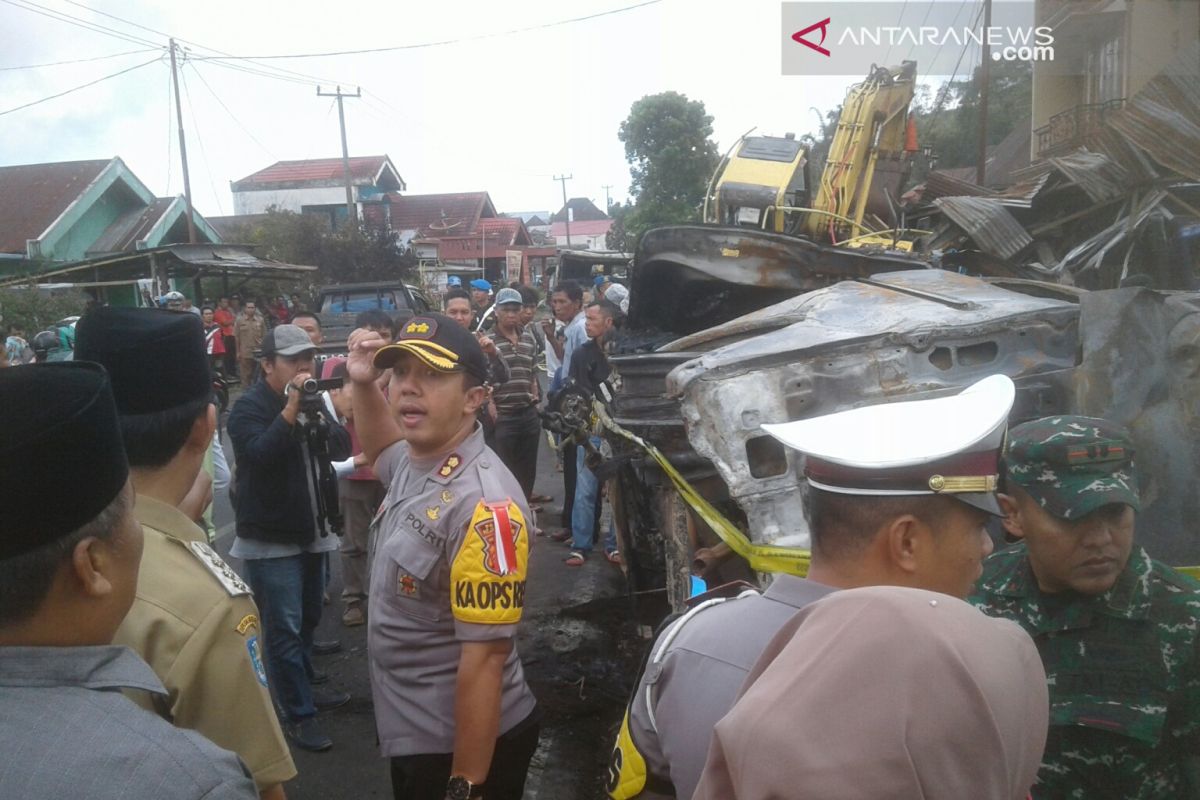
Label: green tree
xmin=222 ymin=207 xmax=416 ymax=293
xmin=914 ymin=60 xmax=1033 ymax=175
xmin=0 ymin=286 xmax=90 ymax=334
xmin=615 ymin=91 xmax=720 ymax=249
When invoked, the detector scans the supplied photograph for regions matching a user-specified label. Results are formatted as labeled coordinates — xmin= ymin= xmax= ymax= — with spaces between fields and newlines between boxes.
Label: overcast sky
xmin=1 ymin=0 xmax=986 ymax=218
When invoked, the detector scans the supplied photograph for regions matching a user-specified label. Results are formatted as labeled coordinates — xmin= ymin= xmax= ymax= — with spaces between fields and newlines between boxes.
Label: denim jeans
xmin=571 ymin=437 xmax=615 ymax=554
xmin=242 ymin=551 xmax=325 ymax=722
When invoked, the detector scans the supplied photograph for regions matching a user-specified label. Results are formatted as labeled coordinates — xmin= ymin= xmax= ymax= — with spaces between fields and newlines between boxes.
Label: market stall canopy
xmin=0 ymin=243 xmax=316 ymax=289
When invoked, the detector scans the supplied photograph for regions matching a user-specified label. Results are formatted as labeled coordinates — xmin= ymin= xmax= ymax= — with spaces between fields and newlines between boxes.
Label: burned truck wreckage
xmin=593 ymin=47 xmax=1200 ymax=610
xmin=607 ymin=260 xmax=1200 ymax=609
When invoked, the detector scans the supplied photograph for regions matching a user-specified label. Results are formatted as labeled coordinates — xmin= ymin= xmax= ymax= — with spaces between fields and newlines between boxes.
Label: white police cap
xmin=760 ymin=374 xmax=1015 ymax=515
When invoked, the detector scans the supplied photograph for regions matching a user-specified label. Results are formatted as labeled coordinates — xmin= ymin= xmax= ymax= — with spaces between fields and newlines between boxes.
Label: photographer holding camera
xmin=227 ymin=324 xmax=352 ymax=753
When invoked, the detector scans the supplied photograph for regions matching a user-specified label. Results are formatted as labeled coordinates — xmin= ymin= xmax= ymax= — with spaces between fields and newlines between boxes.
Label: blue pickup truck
xmin=314 ymin=281 xmax=435 ymax=350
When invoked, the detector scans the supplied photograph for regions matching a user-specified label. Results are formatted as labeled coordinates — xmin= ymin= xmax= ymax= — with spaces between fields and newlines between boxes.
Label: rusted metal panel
xmin=1106 ymin=42 xmax=1200 ymax=182
xmin=933 ymin=197 xmax=1033 ymax=260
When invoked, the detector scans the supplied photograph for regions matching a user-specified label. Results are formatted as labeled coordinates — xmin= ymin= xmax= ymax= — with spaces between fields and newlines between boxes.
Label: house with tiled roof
xmin=230 ymin=155 xmax=405 ymax=229
xmin=549 ymin=197 xmax=613 ymax=250
xmin=0 ymin=157 xmax=221 ymax=267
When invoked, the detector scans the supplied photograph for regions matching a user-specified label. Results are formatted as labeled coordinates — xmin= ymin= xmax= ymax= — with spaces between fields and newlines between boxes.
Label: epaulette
xmin=684 ymin=579 xmax=759 ymax=609
xmin=186 ymin=540 xmax=252 ymax=597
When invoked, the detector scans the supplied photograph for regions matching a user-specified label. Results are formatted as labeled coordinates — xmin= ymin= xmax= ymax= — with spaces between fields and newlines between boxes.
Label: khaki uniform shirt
xmin=368 ymin=426 xmax=538 ymax=756
xmin=114 ymin=495 xmax=296 ymax=790
xmin=234 ymin=313 xmax=266 ymax=358
xmin=609 ymin=576 xmax=835 ymax=800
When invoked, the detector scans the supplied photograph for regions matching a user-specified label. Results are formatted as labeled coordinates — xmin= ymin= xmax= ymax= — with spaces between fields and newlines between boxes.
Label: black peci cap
xmin=75 ymin=307 xmax=212 ymax=415
xmin=373 ymin=313 xmax=490 ymax=382
xmin=0 ymin=362 xmax=129 ymax=560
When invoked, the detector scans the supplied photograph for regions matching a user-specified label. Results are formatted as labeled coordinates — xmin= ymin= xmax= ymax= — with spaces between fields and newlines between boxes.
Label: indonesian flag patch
xmin=451 ymin=499 xmax=529 ymax=624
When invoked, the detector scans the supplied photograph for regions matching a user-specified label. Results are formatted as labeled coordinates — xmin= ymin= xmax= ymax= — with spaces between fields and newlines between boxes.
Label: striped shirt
xmin=493 ymin=326 xmax=539 ymax=414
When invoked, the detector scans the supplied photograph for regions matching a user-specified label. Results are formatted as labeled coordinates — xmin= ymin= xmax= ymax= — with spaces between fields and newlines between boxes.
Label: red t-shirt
xmin=213 ymin=307 xmax=235 ymax=337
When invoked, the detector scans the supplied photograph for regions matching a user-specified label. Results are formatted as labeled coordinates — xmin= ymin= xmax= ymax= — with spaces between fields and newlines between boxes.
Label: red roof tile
xmin=385 ymin=192 xmax=497 ymax=238
xmin=438 ymin=217 xmax=533 ymax=248
xmin=232 ymin=156 xmax=401 ymax=189
xmin=0 ymin=159 xmax=111 ymax=254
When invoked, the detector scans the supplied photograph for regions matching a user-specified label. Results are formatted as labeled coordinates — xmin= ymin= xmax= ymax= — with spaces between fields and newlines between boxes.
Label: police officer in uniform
xmin=971 ymin=416 xmax=1200 ymax=798
xmin=76 ymin=308 xmax=296 ymax=800
xmin=608 ymin=375 xmax=1016 ymax=800
xmin=348 ymin=313 xmax=539 ymax=800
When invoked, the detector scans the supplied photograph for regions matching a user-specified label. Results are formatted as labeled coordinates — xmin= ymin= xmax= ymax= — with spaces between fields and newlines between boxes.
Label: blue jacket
xmin=228 ymin=379 xmax=350 ymax=544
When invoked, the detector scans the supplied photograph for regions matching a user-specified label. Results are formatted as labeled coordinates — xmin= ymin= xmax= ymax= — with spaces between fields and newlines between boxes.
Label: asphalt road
xmin=213 ymin=416 xmax=647 ymax=799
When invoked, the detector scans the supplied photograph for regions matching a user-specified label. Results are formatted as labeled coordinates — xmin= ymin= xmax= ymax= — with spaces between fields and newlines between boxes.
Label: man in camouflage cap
xmin=971 ymin=415 xmax=1200 ymax=799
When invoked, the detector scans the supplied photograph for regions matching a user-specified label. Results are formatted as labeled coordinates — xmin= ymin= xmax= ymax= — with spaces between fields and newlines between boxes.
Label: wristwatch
xmin=445 ymin=775 xmax=483 ymax=799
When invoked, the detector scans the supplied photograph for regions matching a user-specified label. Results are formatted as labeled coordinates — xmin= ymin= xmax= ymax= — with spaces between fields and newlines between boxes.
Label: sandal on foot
xmin=529 ymin=493 xmax=553 ymax=504
xmin=564 ymin=551 xmax=586 ymax=566
xmin=605 ymin=550 xmax=623 ymax=565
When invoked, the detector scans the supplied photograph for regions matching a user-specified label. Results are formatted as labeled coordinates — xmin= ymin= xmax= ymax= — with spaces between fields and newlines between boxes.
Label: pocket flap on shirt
xmin=1052 ymin=689 xmax=1169 ymax=747
xmin=389 ymin=534 xmax=441 ymax=582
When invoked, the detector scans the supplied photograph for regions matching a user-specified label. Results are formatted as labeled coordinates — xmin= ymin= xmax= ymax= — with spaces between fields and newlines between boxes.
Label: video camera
xmin=289 ymin=377 xmax=346 ymax=537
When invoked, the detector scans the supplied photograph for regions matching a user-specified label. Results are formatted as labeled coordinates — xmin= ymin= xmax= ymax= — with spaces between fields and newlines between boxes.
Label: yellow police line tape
xmin=593 ymin=403 xmax=812 ymax=577
xmin=592 ymin=402 xmax=1200 ymax=583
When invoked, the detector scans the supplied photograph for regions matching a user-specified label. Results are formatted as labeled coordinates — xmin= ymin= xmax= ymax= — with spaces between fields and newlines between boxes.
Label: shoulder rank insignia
xmin=438 ymin=454 xmax=462 ymax=478
xmin=188 ymin=541 xmax=252 ymax=597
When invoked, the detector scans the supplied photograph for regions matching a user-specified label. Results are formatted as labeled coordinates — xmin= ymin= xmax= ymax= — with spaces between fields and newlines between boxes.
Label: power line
xmin=925 ymin=0 xmax=972 ymax=76
xmin=0 ymin=0 xmax=161 ymax=48
xmin=883 ymin=0 xmax=909 ymax=65
xmin=190 ymin=0 xmax=664 ymax=60
xmin=186 ymin=61 xmax=277 ymax=160
xmin=8 ymin=0 xmax=354 ymax=88
xmin=0 ymin=55 xmax=161 ymax=116
xmin=51 ymin=0 xmax=357 ymax=86
xmin=0 ymin=46 xmax=159 ymax=71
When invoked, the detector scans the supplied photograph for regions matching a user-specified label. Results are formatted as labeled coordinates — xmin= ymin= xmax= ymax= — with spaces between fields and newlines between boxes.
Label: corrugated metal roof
xmin=1047 ymin=151 xmax=1128 ymax=203
xmin=933 ymin=197 xmax=1033 ymax=260
xmin=232 ymin=156 xmax=402 ymax=189
xmin=1107 ymin=50 xmax=1200 ymax=181
xmin=992 ymin=173 xmax=1052 ymax=208
xmin=923 ymin=171 xmax=996 ymax=202
xmin=0 ymin=159 xmax=111 ymax=253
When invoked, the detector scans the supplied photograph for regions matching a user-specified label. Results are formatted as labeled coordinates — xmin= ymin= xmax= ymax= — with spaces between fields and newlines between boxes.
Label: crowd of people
xmin=2 ymin=269 xmax=1198 ymax=800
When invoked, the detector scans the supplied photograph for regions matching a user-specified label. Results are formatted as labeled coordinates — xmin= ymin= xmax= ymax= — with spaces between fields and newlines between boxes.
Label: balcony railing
xmin=1034 ymin=99 xmax=1126 ymax=158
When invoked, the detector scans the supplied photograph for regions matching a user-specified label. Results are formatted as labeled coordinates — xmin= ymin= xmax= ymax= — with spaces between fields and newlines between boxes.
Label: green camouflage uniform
xmin=973 ymin=544 xmax=1200 ymax=798
xmin=971 ymin=415 xmax=1200 ymax=799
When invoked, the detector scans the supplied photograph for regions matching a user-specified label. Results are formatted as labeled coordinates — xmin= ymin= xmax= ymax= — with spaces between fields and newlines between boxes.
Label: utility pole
xmin=602 ymin=184 xmax=613 ymax=214
xmin=317 ymin=85 xmax=362 ymax=228
xmin=976 ymin=0 xmax=992 ymax=187
xmin=553 ymin=174 xmax=573 ymax=247
xmin=168 ymin=39 xmax=197 ymax=244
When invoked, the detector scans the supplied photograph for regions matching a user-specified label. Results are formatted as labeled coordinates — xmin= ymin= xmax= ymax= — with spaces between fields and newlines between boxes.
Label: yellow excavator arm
xmin=803 ymin=61 xmax=917 ymax=242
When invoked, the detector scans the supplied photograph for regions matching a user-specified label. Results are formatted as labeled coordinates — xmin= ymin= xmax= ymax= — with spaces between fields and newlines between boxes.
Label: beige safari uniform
xmin=113 ymin=495 xmax=296 ymax=791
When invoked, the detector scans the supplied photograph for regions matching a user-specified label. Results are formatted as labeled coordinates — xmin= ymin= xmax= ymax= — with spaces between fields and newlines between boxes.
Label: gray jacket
xmin=0 ymin=644 xmax=257 ymax=799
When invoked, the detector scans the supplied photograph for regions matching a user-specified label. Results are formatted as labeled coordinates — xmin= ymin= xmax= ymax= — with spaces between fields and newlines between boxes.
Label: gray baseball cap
xmin=494 ymin=288 xmax=523 ymax=306
xmin=262 ymin=324 xmax=317 ymax=357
